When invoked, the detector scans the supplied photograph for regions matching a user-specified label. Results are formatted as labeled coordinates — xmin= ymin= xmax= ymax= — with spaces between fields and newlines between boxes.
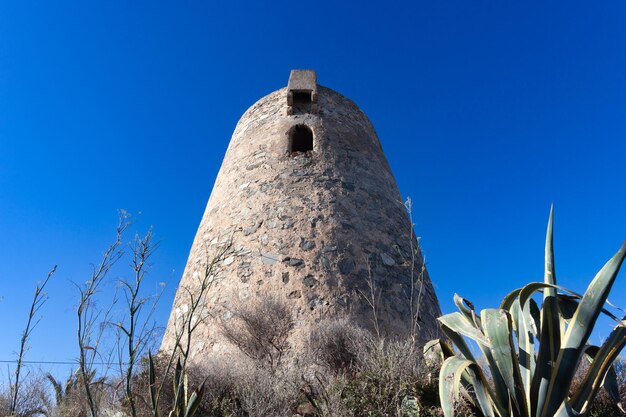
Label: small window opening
xmin=292 ymin=91 xmax=312 ymax=114
xmin=290 ymin=125 xmax=313 ymax=153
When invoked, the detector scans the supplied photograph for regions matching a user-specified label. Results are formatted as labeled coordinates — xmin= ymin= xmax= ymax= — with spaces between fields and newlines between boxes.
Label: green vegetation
xmin=427 ymin=207 xmax=626 ymax=417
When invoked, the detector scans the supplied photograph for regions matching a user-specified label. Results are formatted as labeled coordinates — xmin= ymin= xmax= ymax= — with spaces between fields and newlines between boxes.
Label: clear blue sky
xmin=1 ymin=1 xmax=625 ymax=378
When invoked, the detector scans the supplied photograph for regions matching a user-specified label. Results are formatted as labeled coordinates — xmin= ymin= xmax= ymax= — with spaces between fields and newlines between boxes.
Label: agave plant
xmin=148 ymin=352 xmax=205 ymax=417
xmin=426 ymin=207 xmax=626 ymax=417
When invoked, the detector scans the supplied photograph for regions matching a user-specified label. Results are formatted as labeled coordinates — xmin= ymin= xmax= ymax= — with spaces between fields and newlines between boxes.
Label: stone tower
xmin=161 ymin=70 xmax=441 ymax=361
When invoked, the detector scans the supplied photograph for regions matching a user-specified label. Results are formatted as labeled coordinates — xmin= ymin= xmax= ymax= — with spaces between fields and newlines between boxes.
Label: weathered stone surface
xmin=161 ymin=71 xmax=442 ymax=363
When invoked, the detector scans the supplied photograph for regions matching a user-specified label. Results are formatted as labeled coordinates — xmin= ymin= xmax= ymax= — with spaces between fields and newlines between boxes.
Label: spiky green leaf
xmin=541 ymin=241 xmax=626 ymax=417
xmin=440 ymin=356 xmax=496 ymax=417
xmin=482 ymin=308 xmax=527 ymax=417
xmin=570 ymin=322 xmax=626 ymax=414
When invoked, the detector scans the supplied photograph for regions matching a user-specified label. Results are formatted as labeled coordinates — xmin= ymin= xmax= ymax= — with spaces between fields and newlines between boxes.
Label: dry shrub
xmin=305 ymin=324 xmax=443 ymax=416
xmin=135 ymin=355 xmax=301 ymax=417
xmin=46 ymin=370 xmax=120 ymax=417
xmin=220 ymin=296 xmax=294 ymax=368
xmin=343 ymin=337 xmax=439 ymax=416
xmin=131 ymin=353 xmax=241 ymax=417
xmin=0 ymin=373 xmax=53 ymax=417
xmin=0 ymin=388 xmax=11 ymax=417
xmin=300 ymin=373 xmax=356 ymax=417
xmin=308 ymin=317 xmax=369 ymax=375
xmin=193 ymin=360 xmax=241 ymax=416
xmin=232 ymin=362 xmax=301 ymax=417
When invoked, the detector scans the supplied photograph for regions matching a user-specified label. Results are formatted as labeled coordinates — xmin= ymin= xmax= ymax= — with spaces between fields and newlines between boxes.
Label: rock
xmin=288 ymin=258 xmax=304 ymax=267
xmin=300 ymin=239 xmax=316 ymax=251
xmin=243 ymin=221 xmax=263 ymax=236
xmin=320 ymin=254 xmax=331 ymax=271
xmin=342 ymin=182 xmax=355 ymax=191
xmin=380 ymin=252 xmax=396 ymax=266
xmin=303 ymin=275 xmax=317 ymax=288
xmin=308 ymin=296 xmax=322 ymax=310
xmin=260 ymin=252 xmax=280 ymax=265
xmin=287 ymin=290 xmax=301 ymax=299
xmin=338 ymin=258 xmax=355 ymax=275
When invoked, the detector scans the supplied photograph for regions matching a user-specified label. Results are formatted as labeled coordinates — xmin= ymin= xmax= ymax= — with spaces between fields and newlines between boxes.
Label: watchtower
xmin=161 ymin=70 xmax=441 ymax=361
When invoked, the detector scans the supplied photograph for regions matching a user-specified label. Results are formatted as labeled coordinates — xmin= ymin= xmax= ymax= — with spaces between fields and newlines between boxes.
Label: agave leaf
xmin=557 ymin=295 xmax=579 ymax=321
xmin=457 ymin=366 xmax=500 ymax=417
xmin=541 ymin=241 xmax=626 ymax=417
xmin=439 ymin=312 xmax=488 ymax=344
xmin=424 ymin=339 xmax=455 ymax=367
xmin=439 ymin=322 xmax=477 ymax=362
xmin=500 ymin=287 xmax=524 ymax=311
xmin=439 ymin=356 xmax=466 ymax=417
xmin=582 ymin=345 xmax=621 ymax=406
xmin=440 ymin=356 xmax=497 ymax=417
xmin=510 ymin=299 xmax=536 ymax=413
xmin=183 ymin=374 xmax=189 ymax=409
xmin=570 ymin=321 xmax=626 ymax=414
xmin=529 ymin=299 xmax=541 ymax=336
xmin=557 ymin=293 xmax=622 ymax=324
xmin=481 ymin=308 xmax=527 ymax=417
xmin=454 ymin=294 xmax=482 ymax=328
xmin=531 ymin=206 xmax=563 ymax=417
xmin=439 ymin=313 xmax=510 ymax=408
xmin=603 ymin=364 xmax=621 ymax=406
xmin=424 ymin=338 xmax=493 ymax=412
xmin=173 ymin=358 xmax=185 ymax=416
xmin=148 ymin=351 xmax=161 ymax=417
xmin=516 ymin=283 xmax=620 ymax=328
xmin=184 ymin=382 xmax=205 ymax=417
xmin=518 ymin=283 xmax=574 ymax=310
xmin=553 ymin=401 xmax=583 ymax=417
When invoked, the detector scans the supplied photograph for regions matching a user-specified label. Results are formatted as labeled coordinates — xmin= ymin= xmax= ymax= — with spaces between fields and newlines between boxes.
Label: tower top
xmin=288 ymin=69 xmax=316 ymax=91
xmin=287 ymin=70 xmax=318 ymax=115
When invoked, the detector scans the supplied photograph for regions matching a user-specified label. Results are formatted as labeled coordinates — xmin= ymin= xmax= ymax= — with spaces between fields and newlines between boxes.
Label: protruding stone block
xmin=287 ymin=70 xmax=318 ymax=115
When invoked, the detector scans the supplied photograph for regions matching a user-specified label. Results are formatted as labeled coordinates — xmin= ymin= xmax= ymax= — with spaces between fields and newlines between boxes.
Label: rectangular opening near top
xmin=291 ymin=91 xmax=312 ymax=114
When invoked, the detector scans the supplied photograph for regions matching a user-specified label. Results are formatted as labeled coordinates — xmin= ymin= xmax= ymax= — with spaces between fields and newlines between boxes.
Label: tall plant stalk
xmin=76 ymin=212 xmax=129 ymax=417
xmin=115 ymin=228 xmax=161 ymax=417
xmin=10 ymin=266 xmax=56 ymax=415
